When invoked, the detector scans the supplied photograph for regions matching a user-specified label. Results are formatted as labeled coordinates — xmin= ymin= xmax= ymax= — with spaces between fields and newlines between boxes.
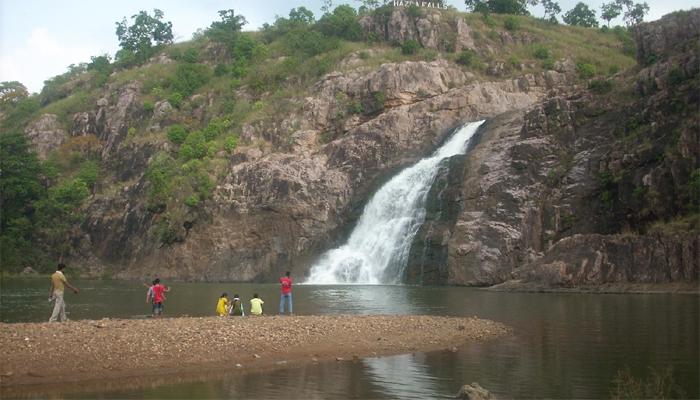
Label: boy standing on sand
xmin=279 ymin=271 xmax=293 ymax=315
xmin=48 ymin=263 xmax=79 ymax=322
xmin=250 ymin=293 xmax=264 ymax=316
xmin=151 ymin=278 xmax=169 ymax=317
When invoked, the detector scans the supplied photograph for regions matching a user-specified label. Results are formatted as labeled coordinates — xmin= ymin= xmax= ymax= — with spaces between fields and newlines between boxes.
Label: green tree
xmin=289 ymin=7 xmax=315 ymax=24
xmin=542 ymin=0 xmax=561 ymax=21
xmin=34 ymin=178 xmax=90 ymax=260
xmin=317 ymin=5 xmax=364 ymax=41
xmin=206 ymin=9 xmax=248 ymax=47
xmin=0 ymin=132 xmax=43 ymax=235
xmin=465 ymin=0 xmax=532 ymax=15
xmin=0 ymin=81 xmax=29 ymax=109
xmin=616 ymin=0 xmax=648 ymax=26
xmin=600 ymin=2 xmax=622 ymax=26
xmin=563 ymin=2 xmax=598 ymax=27
xmin=115 ymin=9 xmax=173 ymax=64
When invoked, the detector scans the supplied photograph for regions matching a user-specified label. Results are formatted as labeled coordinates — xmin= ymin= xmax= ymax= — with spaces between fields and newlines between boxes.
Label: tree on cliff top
xmin=115 ymin=9 xmax=173 ymax=65
xmin=563 ymin=2 xmax=599 ymax=27
xmin=465 ymin=0 xmax=536 ymax=15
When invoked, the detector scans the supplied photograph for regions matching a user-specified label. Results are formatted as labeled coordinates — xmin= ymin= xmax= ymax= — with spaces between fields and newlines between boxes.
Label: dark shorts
xmin=153 ymin=302 xmax=164 ymax=315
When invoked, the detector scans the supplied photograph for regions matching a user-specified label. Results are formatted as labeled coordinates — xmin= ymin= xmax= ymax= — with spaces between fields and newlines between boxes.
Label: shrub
xmin=589 ymin=79 xmax=613 ymax=94
xmin=143 ymin=100 xmax=155 ymax=113
xmin=76 ymin=160 xmax=100 ymax=189
xmin=224 ymin=134 xmax=239 ymax=153
xmin=667 ymin=68 xmax=685 ymax=86
xmin=347 ymin=101 xmax=363 ymax=114
xmin=542 ymin=59 xmax=555 ymax=70
xmin=533 ymin=45 xmax=550 ymax=60
xmin=609 ymin=65 xmax=620 ymax=75
xmin=168 ymin=92 xmax=183 ymax=108
xmin=202 ymin=117 xmax=231 ymax=141
xmin=576 ymin=62 xmax=596 ymax=79
xmin=182 ymin=48 xmax=199 ymax=63
xmin=401 ymin=39 xmax=420 ymax=55
xmin=504 ymin=16 xmax=520 ymax=31
xmin=456 ymin=50 xmax=475 ymax=66
xmin=214 ymin=64 xmax=229 ymax=77
xmin=184 ymin=195 xmax=200 ymax=207
xmin=507 ymin=56 xmax=521 ymax=70
xmin=167 ymin=125 xmax=188 ymax=145
xmin=127 ymin=127 xmax=137 ymax=139
xmin=171 ymin=63 xmax=211 ymax=97
xmin=179 ymin=131 xmax=210 ymax=161
xmin=145 ymin=152 xmax=177 ymax=207
xmin=358 ymin=51 xmax=370 ymax=60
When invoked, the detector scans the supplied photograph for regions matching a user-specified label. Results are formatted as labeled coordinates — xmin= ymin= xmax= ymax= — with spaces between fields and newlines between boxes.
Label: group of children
xmin=216 ymin=293 xmax=264 ymax=316
xmin=144 ymin=271 xmax=293 ymax=318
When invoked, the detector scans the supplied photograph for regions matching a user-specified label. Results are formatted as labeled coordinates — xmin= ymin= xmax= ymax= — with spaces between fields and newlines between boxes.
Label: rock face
xmin=66 ymin=49 xmax=574 ymax=280
xmin=359 ymin=8 xmax=477 ymax=52
xmin=24 ymin=114 xmax=67 ymax=159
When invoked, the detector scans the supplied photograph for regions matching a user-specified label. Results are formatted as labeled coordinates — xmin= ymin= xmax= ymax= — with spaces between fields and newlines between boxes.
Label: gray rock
xmin=456 ymin=383 xmax=494 ymax=400
xmin=24 ymin=114 xmax=67 ymax=159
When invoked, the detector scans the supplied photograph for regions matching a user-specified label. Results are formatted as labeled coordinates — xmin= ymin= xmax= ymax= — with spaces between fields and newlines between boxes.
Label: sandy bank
xmin=0 ymin=315 xmax=507 ymax=396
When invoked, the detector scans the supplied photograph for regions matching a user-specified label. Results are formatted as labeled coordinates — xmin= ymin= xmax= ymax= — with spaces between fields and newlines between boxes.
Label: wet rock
xmin=456 ymin=382 xmax=494 ymax=400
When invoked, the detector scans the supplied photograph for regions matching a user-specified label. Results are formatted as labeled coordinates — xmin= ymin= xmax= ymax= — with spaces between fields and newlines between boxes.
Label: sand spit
xmin=0 ymin=315 xmax=507 ymax=395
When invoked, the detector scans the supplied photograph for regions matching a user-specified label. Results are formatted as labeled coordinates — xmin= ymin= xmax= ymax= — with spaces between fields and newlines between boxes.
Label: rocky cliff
xmin=10 ymin=7 xmax=698 ymax=289
xmin=407 ymin=10 xmax=699 ymax=290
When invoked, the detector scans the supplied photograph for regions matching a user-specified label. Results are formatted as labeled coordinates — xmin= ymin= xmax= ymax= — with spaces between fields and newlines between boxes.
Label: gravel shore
xmin=0 ymin=315 xmax=507 ymax=395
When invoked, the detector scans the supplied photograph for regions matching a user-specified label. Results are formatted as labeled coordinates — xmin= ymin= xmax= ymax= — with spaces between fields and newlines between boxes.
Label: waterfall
xmin=305 ymin=120 xmax=485 ymax=284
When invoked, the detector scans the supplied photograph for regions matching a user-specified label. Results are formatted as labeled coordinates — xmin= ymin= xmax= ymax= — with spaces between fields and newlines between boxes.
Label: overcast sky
xmin=0 ymin=0 xmax=695 ymax=93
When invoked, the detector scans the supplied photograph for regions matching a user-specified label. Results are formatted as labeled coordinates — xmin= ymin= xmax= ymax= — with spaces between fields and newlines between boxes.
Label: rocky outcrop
xmin=456 ymin=383 xmax=495 ymax=400
xmin=635 ymin=10 xmax=700 ymax=67
xmin=359 ymin=8 xmax=478 ymax=52
xmin=513 ymin=231 xmax=698 ymax=287
xmin=24 ymin=114 xmax=67 ymax=159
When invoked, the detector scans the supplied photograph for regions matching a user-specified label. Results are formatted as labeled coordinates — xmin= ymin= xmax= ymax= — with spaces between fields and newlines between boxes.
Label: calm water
xmin=1 ymin=278 xmax=698 ymax=399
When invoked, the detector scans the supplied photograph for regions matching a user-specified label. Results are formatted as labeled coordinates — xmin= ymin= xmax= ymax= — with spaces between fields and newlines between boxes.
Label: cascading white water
xmin=305 ymin=120 xmax=485 ymax=284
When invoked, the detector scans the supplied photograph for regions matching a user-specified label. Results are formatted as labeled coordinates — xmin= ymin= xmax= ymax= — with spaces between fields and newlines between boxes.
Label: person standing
xmin=250 ymin=293 xmax=264 ymax=316
xmin=279 ymin=271 xmax=293 ymax=315
xmin=145 ymin=280 xmax=156 ymax=317
xmin=48 ymin=263 xmax=79 ymax=322
xmin=151 ymin=278 xmax=169 ymax=318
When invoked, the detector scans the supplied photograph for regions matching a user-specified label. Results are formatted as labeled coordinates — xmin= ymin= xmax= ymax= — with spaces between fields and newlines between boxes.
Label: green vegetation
xmin=611 ymin=366 xmax=686 ymax=399
xmin=563 ymin=2 xmax=599 ymax=27
xmin=401 ymin=39 xmax=421 ymax=55
xmin=115 ymin=9 xmax=173 ymax=66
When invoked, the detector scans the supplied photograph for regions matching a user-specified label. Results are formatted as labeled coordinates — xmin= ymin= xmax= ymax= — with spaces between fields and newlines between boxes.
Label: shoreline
xmin=0 ymin=315 xmax=508 ymax=397
xmin=484 ymin=281 xmax=699 ymax=294
xmin=5 ymin=274 xmax=697 ymax=294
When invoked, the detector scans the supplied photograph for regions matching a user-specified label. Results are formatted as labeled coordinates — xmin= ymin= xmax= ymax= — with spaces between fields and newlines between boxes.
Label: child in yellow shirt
xmin=216 ymin=293 xmax=229 ymax=316
xmin=250 ymin=293 xmax=264 ymax=316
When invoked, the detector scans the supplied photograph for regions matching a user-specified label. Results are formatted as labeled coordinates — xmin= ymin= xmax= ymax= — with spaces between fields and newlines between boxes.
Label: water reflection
xmin=364 ymin=353 xmax=447 ymax=399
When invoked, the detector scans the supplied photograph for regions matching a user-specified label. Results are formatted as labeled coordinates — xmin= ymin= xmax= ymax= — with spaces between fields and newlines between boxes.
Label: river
xmin=1 ymin=278 xmax=697 ymax=399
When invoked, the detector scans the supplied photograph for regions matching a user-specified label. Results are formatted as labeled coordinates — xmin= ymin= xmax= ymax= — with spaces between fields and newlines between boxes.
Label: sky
xmin=0 ymin=0 xmax=695 ymax=93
